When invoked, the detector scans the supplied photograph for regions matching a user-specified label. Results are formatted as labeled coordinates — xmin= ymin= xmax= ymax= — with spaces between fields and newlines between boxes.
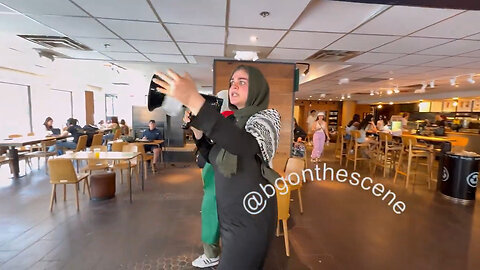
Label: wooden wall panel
xmin=214 ymin=60 xmax=295 ymax=172
xmin=84 ymin=91 xmax=94 ymax=125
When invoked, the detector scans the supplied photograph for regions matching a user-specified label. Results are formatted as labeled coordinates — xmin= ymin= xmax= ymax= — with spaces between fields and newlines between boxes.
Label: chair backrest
xmin=401 ymin=135 xmax=417 ymax=150
xmin=8 ymin=134 xmax=22 ymax=138
xmin=27 ymin=132 xmax=35 ymax=136
xmin=75 ymin=135 xmax=88 ymax=152
xmin=113 ymin=129 xmax=122 ymax=140
xmin=111 ymin=141 xmax=128 ymax=152
xmin=122 ymin=144 xmax=138 ymax=152
xmin=41 ymin=139 xmax=56 ymax=151
xmin=90 ymin=133 xmax=103 ymax=147
xmin=91 ymin=145 xmax=107 ymax=152
xmin=276 ymin=189 xmax=291 ymax=220
xmin=285 ymin=157 xmax=305 ymax=188
xmin=351 ymin=130 xmax=361 ymax=140
xmin=48 ymin=159 xmax=78 ymax=184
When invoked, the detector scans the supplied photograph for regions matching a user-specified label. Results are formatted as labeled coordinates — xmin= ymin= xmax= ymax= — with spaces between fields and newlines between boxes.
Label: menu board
xmin=473 ymin=99 xmax=480 ymax=112
xmin=457 ymin=99 xmax=472 ymax=112
xmin=418 ymin=102 xmax=430 ymax=112
xmin=430 ymin=101 xmax=443 ymax=112
xmin=443 ymin=100 xmax=456 ymax=112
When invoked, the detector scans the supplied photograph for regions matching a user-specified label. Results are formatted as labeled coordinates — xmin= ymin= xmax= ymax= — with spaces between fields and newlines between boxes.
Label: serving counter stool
xmin=334 ymin=127 xmax=347 ymax=165
xmin=345 ymin=130 xmax=370 ymax=171
xmin=372 ymin=132 xmax=402 ymax=177
xmin=394 ymin=135 xmax=434 ymax=189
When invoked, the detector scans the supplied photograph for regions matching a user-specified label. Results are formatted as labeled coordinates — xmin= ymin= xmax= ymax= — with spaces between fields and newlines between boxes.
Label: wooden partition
xmin=213 ymin=60 xmax=295 ymax=171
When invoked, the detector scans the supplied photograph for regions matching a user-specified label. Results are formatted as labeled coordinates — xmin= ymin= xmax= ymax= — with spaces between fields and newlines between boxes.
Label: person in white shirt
xmin=306 ymin=110 xmax=317 ymax=144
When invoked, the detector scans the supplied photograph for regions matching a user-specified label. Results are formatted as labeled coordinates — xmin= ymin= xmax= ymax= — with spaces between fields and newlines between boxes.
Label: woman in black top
xmin=155 ymin=66 xmax=281 ymax=269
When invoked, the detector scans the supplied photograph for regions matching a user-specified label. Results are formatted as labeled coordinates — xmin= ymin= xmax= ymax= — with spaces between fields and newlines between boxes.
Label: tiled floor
xmin=0 ymin=145 xmax=480 ymax=269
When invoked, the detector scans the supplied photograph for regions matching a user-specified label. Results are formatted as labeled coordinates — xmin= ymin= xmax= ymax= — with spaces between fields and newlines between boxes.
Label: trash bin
xmin=439 ymin=152 xmax=480 ymax=204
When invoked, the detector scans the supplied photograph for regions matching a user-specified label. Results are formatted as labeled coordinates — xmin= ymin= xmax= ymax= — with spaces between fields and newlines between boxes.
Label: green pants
xmin=201 ymin=163 xmax=220 ymax=258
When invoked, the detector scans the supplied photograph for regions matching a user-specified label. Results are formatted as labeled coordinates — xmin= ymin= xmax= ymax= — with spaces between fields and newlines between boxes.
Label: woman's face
xmin=317 ymin=115 xmax=324 ymax=121
xmin=229 ymin=69 xmax=249 ymax=109
xmin=47 ymin=120 xmax=53 ymax=126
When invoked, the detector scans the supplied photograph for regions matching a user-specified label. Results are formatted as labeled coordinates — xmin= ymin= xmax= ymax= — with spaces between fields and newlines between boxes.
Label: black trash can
xmin=439 ymin=152 xmax=480 ymax=204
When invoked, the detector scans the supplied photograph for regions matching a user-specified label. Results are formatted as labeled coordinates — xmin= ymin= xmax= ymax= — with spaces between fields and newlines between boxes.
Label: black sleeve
xmin=190 ymin=103 xmax=260 ymax=157
xmin=194 ymin=135 xmax=213 ymax=163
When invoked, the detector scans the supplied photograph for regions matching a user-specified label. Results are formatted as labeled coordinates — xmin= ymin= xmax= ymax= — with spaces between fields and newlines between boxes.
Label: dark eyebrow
xmin=236 ymin=77 xmax=248 ymax=80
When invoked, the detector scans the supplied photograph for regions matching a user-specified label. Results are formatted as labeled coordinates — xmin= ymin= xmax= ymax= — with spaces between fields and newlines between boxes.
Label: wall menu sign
xmin=457 ymin=99 xmax=472 ymax=112
xmin=473 ymin=99 xmax=480 ymax=112
xmin=443 ymin=100 xmax=455 ymax=112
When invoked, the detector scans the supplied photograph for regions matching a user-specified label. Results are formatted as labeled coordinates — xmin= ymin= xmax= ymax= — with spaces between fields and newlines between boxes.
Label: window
xmin=0 ymin=82 xmax=32 ymax=138
xmin=105 ymin=94 xmax=118 ymax=118
xmin=48 ymin=89 xmax=73 ymax=127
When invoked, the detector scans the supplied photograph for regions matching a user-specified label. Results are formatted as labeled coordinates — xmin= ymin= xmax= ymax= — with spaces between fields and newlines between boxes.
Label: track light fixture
xmin=347 ymin=93 xmax=351 ymax=99
xmin=429 ymin=80 xmax=435 ymax=88
xmin=450 ymin=77 xmax=456 ymax=86
xmin=467 ymin=74 xmax=475 ymax=84
xmin=297 ymin=62 xmax=310 ymax=76
xmin=393 ymin=86 xmax=400 ymax=94
xmin=370 ymin=90 xmax=374 ymax=96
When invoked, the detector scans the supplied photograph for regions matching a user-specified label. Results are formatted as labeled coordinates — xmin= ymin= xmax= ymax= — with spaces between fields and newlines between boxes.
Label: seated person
xmin=102 ymin=118 xmax=120 ymax=144
xmin=120 ymin=119 xmax=129 ymax=135
xmin=97 ymin=120 xmax=107 ymax=129
xmin=50 ymin=118 xmax=83 ymax=155
xmin=142 ymin=120 xmax=164 ymax=171
xmin=293 ymin=118 xmax=307 ymax=141
xmin=345 ymin=114 xmax=360 ymax=141
xmin=292 ymin=137 xmax=306 ymax=158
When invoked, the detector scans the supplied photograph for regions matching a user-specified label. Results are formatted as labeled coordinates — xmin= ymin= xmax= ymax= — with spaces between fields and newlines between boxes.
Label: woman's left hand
xmin=154 ymin=69 xmax=205 ymax=115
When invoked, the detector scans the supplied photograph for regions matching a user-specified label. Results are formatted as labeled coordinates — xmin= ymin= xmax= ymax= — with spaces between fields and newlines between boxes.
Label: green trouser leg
xmin=203 ymin=242 xmax=221 ymax=259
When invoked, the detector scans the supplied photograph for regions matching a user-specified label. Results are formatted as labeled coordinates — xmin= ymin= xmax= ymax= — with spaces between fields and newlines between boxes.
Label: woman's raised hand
xmin=154 ymin=69 xmax=205 ymax=115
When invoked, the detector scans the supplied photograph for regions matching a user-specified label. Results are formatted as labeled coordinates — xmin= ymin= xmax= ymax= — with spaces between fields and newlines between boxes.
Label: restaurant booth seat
xmin=89 ymin=172 xmax=116 ymax=200
xmin=48 ymin=158 xmax=90 ymax=212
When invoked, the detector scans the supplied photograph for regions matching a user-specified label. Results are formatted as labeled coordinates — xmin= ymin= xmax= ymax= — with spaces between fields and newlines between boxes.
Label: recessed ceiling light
xmin=250 ymin=36 xmax=258 ymax=42
xmin=393 ymin=87 xmax=400 ymax=94
xmin=329 ymin=99 xmax=332 ymax=101
xmin=295 ymin=97 xmax=298 ymax=100
xmin=347 ymin=94 xmax=351 ymax=99
xmin=386 ymin=89 xmax=393 ymax=95
xmin=341 ymin=95 xmax=345 ymax=99
xmin=389 ymin=102 xmax=393 ymax=105
xmin=377 ymin=104 xmax=383 ymax=109
xmin=389 ymin=77 xmax=394 ymax=80
xmin=309 ymin=95 xmax=312 ymax=98
xmin=429 ymin=80 xmax=435 ymax=88
xmin=370 ymin=90 xmax=374 ymax=96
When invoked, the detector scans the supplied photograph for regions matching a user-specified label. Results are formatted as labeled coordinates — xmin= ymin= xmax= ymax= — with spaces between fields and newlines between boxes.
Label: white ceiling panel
xmin=459 ymin=50 xmax=480 ymax=58
xmin=464 ymin=33 xmax=480 ymax=40
xmin=0 ymin=0 xmax=87 ymax=16
xmin=354 ymin=6 xmax=461 ymax=36
xmin=412 ymin=11 xmax=480 ymax=39
xmin=54 ymin=49 xmax=111 ymax=60
xmin=103 ymin=52 xmax=148 ymax=61
xmin=345 ymin=71 xmax=382 ymax=80
xmin=359 ymin=64 xmax=406 ymax=73
xmin=417 ymin=40 xmax=480 ymax=56
xmin=0 ymin=3 xmax=14 ymax=13
xmin=186 ymin=55 xmax=197 ymax=64
xmin=100 ymin=19 xmax=170 ymax=41
xmin=229 ymin=0 xmax=310 ymax=29
xmin=74 ymin=38 xmax=136 ymax=52
xmin=73 ymin=0 xmax=157 ymax=21
xmin=31 ymin=15 xmax=116 ymax=38
xmin=386 ymin=54 xmax=446 ymax=65
xmin=457 ymin=61 xmax=480 ymax=69
xmin=128 ymin=40 xmax=180 ymax=54
xmin=144 ymin=54 xmax=187 ymax=63
xmin=277 ymin=31 xmax=343 ymax=49
xmin=394 ymin=66 xmax=441 ymax=74
xmin=228 ymin=28 xmax=285 ymax=47
xmin=178 ymin=43 xmax=224 ymax=57
xmin=267 ymin=48 xmax=317 ymax=60
xmin=0 ymin=14 xmax=62 ymax=36
xmin=293 ymin=1 xmax=387 ymax=33
xmin=346 ymin=52 xmax=403 ymax=64
xmin=326 ymin=34 xmax=398 ymax=51
xmin=167 ymin=24 xmax=224 ymax=44
xmin=373 ymin=37 xmax=452 ymax=54
xmin=420 ymin=57 xmax=478 ymax=68
xmin=151 ymin=0 xmax=226 ymax=26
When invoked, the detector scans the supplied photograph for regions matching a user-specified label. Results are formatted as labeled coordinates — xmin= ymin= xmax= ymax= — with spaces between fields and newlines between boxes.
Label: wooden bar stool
xmin=372 ymin=132 xmax=402 ymax=177
xmin=394 ymin=135 xmax=434 ymax=189
xmin=284 ymin=157 xmax=305 ymax=214
xmin=345 ymin=130 xmax=370 ymax=170
xmin=276 ymin=187 xmax=291 ymax=257
xmin=335 ymin=127 xmax=347 ymax=165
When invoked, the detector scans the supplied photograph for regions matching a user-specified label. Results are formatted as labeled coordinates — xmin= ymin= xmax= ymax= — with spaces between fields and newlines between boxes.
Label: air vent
xmin=112 ymin=82 xmax=129 ymax=86
xmin=352 ymin=77 xmax=388 ymax=83
xmin=307 ymin=50 xmax=362 ymax=62
xmin=18 ymin=35 xmax=91 ymax=51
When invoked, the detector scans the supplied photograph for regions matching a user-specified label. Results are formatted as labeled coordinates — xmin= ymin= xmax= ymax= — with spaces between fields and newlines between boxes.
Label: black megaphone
xmin=147 ymin=74 xmax=166 ymax=112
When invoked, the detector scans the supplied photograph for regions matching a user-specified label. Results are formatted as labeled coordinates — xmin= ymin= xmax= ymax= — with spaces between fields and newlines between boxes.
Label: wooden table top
xmin=58 ymin=151 xmax=140 ymax=160
xmin=408 ymin=135 xmax=456 ymax=143
xmin=0 ymin=134 xmax=70 ymax=147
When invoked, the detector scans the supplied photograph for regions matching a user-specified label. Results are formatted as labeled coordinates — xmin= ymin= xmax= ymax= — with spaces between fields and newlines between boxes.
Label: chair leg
xmin=120 ymin=169 xmax=123 ymax=184
xmin=276 ymin=220 xmax=280 ymax=237
xmin=353 ymin=145 xmax=358 ymax=171
xmin=84 ymin=179 xmax=91 ymax=199
xmin=144 ymin=161 xmax=147 ymax=178
xmin=282 ymin=219 xmax=290 ymax=257
xmin=64 ymin=184 xmax=67 ymax=201
xmin=297 ymin=189 xmax=304 ymax=214
xmin=49 ymin=184 xmax=56 ymax=211
xmin=406 ymin=154 xmax=412 ymax=188
xmin=74 ymin=183 xmax=80 ymax=211
xmin=394 ymin=151 xmax=403 ymax=184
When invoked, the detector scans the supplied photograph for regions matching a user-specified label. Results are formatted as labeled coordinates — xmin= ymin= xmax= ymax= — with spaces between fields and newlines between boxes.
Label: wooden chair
xmin=334 ymin=127 xmax=347 ymax=165
xmin=113 ymin=129 xmax=122 ymax=140
xmin=111 ymin=141 xmax=128 ymax=152
xmin=372 ymin=132 xmax=402 ymax=177
xmin=74 ymin=135 xmax=88 ymax=152
xmin=48 ymin=158 xmax=90 ymax=211
xmin=80 ymin=145 xmax=110 ymax=193
xmin=90 ymin=133 xmax=103 ymax=147
xmin=394 ymin=135 xmax=434 ymax=189
xmin=133 ymin=143 xmax=156 ymax=175
xmin=8 ymin=134 xmax=22 ymax=139
xmin=24 ymin=139 xmax=57 ymax=174
xmin=276 ymin=188 xmax=291 ymax=257
xmin=284 ymin=157 xmax=305 ymax=214
xmin=111 ymin=144 xmax=140 ymax=184
xmin=345 ymin=130 xmax=370 ymax=170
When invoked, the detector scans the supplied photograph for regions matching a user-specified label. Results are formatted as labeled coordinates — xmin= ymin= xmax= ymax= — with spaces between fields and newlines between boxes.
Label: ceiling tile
xmin=102 ymin=52 xmax=148 ymax=61
xmin=293 ymin=1 xmax=388 ymax=33
xmin=228 ymin=28 xmax=285 ymax=47
xmin=0 ymin=0 xmax=87 ymax=16
xmin=345 ymin=71 xmax=382 ymax=80
xmin=359 ymin=64 xmax=406 ymax=73
xmin=73 ymin=0 xmax=157 ymax=21
xmin=100 ymin=19 xmax=170 ymax=41
xmin=167 ymin=24 xmax=224 ymax=44
xmin=394 ymin=66 xmax=441 ymax=74
xmin=277 ymin=31 xmax=343 ymax=49
xmin=386 ymin=54 xmax=446 ymax=65
xmin=0 ymin=4 xmax=14 ymax=13
xmin=417 ymin=40 xmax=480 ymax=56
xmin=144 ymin=54 xmax=187 ymax=63
xmin=74 ymin=38 xmax=136 ymax=52
xmin=373 ymin=37 xmax=452 ymax=54
xmin=31 ymin=15 xmax=116 ymax=38
xmin=412 ymin=11 xmax=480 ymax=39
xmin=267 ymin=48 xmax=317 ymax=60
xmin=151 ymin=0 xmax=226 ymax=26
xmin=346 ymin=52 xmax=405 ymax=64
xmin=420 ymin=57 xmax=478 ymax=68
xmin=229 ymin=0 xmax=310 ymax=29
xmin=0 ymin=14 xmax=61 ymax=36
xmin=127 ymin=40 xmax=180 ymax=54
xmin=463 ymin=33 xmax=480 ymax=40
xmin=53 ymin=49 xmax=111 ymax=60
xmin=178 ymin=43 xmax=224 ymax=57
xmin=354 ymin=6 xmax=461 ymax=36
xmin=457 ymin=61 xmax=480 ymax=69
xmin=186 ymin=55 xmax=197 ymax=64
xmin=459 ymin=50 xmax=480 ymax=58
xmin=326 ymin=34 xmax=399 ymax=51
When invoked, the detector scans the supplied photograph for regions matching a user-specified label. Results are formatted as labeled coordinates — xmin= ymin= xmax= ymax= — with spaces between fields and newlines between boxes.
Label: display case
xmin=328 ymin=110 xmax=338 ymax=131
